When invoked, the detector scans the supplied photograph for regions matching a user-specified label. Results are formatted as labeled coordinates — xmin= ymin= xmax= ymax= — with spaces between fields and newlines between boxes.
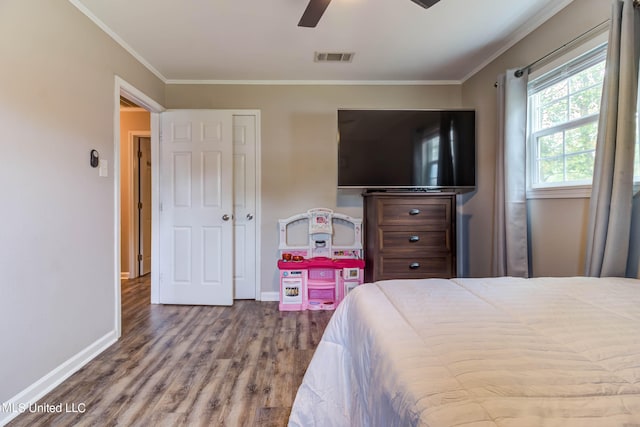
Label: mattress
xmin=288 ymin=277 xmax=640 ymax=426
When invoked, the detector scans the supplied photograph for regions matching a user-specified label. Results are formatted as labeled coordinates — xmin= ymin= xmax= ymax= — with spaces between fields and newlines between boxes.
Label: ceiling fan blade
xmin=409 ymin=0 xmax=440 ymax=8
xmin=298 ymin=0 xmax=332 ymax=28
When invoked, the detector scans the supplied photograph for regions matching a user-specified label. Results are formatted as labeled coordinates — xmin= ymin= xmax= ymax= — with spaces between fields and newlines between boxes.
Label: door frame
xmin=114 ymin=76 xmax=163 ymax=338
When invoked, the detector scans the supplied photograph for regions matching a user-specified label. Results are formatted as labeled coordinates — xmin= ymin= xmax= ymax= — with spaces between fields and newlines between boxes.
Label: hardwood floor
xmin=8 ymin=276 xmax=333 ymax=426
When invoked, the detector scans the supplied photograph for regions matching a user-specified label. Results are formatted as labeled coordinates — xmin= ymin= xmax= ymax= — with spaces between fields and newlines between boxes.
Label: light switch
xmin=99 ymin=159 xmax=108 ymax=177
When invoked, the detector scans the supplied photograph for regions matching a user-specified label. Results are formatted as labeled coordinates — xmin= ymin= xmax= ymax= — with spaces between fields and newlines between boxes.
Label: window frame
xmin=526 ymin=42 xmax=608 ymax=199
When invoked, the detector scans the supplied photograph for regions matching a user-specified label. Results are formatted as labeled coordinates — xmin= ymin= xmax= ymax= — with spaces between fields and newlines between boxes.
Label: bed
xmin=288 ymin=277 xmax=640 ymax=426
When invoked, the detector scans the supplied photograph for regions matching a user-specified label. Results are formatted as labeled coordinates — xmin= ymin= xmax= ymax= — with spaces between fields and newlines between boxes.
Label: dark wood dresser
xmin=363 ymin=192 xmax=457 ymax=282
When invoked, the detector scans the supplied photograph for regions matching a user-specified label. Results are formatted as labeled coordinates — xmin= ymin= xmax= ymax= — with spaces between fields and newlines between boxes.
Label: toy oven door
xmin=282 ymin=277 xmax=303 ymax=305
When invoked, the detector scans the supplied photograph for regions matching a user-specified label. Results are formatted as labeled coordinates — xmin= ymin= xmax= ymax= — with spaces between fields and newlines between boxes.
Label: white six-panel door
xmin=233 ymin=115 xmax=257 ymax=299
xmin=159 ymin=110 xmax=234 ymax=305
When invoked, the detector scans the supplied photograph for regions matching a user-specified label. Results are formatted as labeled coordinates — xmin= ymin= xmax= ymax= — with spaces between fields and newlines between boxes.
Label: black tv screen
xmin=337 ymin=109 xmax=476 ymax=191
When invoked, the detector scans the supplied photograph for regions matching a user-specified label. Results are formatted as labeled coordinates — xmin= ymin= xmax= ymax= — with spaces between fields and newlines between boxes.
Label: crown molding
xmin=461 ymin=0 xmax=576 ymax=83
xmin=69 ymin=0 xmax=168 ymax=83
xmin=164 ymin=79 xmax=462 ymax=86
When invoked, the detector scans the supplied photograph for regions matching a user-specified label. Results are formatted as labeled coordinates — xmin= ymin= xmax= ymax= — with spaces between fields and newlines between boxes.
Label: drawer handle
xmin=409 ymin=262 xmax=420 ymax=269
xmin=409 ymin=208 xmax=421 ymax=216
xmin=409 ymin=235 xmax=420 ymax=243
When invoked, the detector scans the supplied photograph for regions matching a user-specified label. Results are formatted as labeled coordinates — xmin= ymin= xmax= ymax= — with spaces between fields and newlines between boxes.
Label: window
xmin=527 ymin=44 xmax=607 ymax=194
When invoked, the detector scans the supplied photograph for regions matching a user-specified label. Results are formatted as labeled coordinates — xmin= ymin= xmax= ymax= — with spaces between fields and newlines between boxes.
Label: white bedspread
xmin=288 ymin=277 xmax=640 ymax=427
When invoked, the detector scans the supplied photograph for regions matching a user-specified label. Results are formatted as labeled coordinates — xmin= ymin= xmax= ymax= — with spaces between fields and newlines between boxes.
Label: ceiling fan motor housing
xmin=410 ymin=0 xmax=440 ymax=8
xmin=298 ymin=0 xmax=440 ymax=28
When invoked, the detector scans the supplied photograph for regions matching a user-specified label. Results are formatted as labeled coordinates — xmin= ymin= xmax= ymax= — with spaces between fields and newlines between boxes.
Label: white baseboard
xmin=260 ymin=291 xmax=279 ymax=302
xmin=120 ymin=272 xmax=130 ymax=280
xmin=0 ymin=331 xmax=117 ymax=426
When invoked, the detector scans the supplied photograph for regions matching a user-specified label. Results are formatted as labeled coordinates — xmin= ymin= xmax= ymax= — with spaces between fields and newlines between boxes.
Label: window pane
xmin=539 ymin=80 xmax=568 ymax=105
xmin=569 ymin=61 xmax=605 ymax=92
xmin=528 ymin=45 xmax=607 ymax=189
xmin=566 ymin=152 xmax=595 ymax=181
xmin=539 ymin=157 xmax=564 ymax=183
xmin=565 ymin=122 xmax=598 ymax=153
xmin=538 ymin=132 xmax=563 ymax=158
xmin=541 ymin=98 xmax=569 ymax=129
xmin=569 ymin=86 xmax=602 ymax=120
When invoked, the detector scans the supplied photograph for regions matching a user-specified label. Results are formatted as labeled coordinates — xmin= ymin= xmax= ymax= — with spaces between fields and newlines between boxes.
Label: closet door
xmin=158 ymin=110 xmax=234 ymax=305
xmin=232 ymin=114 xmax=257 ymax=299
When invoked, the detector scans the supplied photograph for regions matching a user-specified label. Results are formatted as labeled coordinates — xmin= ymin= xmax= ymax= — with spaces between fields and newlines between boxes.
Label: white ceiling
xmin=71 ymin=0 xmax=575 ymax=84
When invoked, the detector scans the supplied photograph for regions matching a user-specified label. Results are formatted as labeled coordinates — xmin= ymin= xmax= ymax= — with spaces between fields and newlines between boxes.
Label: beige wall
xmin=166 ymin=0 xmax=613 ymax=284
xmin=0 ymin=0 xmax=163 ymax=405
xmin=166 ymin=84 xmax=464 ymax=293
xmin=528 ymin=198 xmax=590 ymax=276
xmin=461 ymin=0 xmax=611 ymax=277
xmin=119 ymin=110 xmax=151 ymax=275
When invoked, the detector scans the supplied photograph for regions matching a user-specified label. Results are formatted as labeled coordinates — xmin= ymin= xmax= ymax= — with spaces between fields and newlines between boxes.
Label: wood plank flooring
xmin=8 ymin=276 xmax=333 ymax=427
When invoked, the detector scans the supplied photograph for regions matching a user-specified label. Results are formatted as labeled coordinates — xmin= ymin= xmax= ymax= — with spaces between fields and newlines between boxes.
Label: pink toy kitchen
xmin=278 ymin=208 xmax=365 ymax=311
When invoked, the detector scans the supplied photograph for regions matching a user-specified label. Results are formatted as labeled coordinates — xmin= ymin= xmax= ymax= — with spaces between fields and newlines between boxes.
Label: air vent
xmin=314 ymin=52 xmax=354 ymax=63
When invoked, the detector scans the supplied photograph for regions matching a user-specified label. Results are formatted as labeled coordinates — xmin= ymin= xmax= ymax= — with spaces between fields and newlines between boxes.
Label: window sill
xmin=527 ymin=183 xmax=640 ymax=199
xmin=527 ymin=185 xmax=592 ymax=199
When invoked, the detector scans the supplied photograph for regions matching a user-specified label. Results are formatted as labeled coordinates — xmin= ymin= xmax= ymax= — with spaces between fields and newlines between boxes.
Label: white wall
xmin=0 ymin=0 xmax=163 ymax=406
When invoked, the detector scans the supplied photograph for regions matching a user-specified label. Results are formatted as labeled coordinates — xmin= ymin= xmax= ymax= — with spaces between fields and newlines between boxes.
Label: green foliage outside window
xmin=530 ymin=58 xmax=605 ymax=186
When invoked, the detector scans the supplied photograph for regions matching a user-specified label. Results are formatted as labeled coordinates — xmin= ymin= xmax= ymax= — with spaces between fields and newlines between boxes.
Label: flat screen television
xmin=337 ymin=109 xmax=476 ymax=191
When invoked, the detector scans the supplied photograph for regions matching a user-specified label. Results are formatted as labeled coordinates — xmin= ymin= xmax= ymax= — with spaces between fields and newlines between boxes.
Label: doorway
xmin=114 ymin=76 xmax=163 ymax=338
xmin=113 ymin=78 xmax=262 ymax=338
xmin=119 ymin=102 xmax=151 ymax=280
xmin=134 ymin=135 xmax=152 ymax=277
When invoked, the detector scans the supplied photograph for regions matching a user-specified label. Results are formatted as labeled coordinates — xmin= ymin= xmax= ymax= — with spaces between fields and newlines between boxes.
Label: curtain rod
xmin=514 ymin=19 xmax=610 ymax=78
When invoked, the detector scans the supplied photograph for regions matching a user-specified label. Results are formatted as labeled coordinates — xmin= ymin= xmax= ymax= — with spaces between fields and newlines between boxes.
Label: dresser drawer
xmin=376 ymin=199 xmax=451 ymax=227
xmin=379 ymin=229 xmax=450 ymax=251
xmin=364 ymin=193 xmax=457 ymax=282
xmin=377 ymin=255 xmax=453 ymax=279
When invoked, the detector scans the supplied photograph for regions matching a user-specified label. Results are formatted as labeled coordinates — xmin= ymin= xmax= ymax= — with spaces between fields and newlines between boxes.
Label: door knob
xmin=246 ymin=213 xmax=254 ymax=221
xmin=222 ymin=214 xmax=230 ymax=221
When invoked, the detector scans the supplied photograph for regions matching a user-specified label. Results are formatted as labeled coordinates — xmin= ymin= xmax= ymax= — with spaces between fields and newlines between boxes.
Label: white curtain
xmin=493 ymin=69 xmax=530 ymax=277
xmin=585 ymin=0 xmax=640 ymax=277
